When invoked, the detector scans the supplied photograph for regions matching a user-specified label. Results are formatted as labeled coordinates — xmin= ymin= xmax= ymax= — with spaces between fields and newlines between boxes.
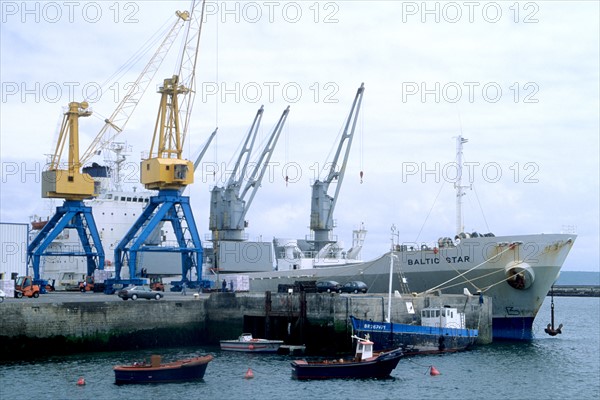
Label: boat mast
xmin=386 ymin=225 xmax=396 ymax=323
xmin=454 ymin=135 xmax=470 ymax=235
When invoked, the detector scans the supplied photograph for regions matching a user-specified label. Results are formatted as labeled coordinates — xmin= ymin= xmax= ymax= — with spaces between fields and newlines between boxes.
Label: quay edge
xmin=0 ymin=292 xmax=492 ymax=361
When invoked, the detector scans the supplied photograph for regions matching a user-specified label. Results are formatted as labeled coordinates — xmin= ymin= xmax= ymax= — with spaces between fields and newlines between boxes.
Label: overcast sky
xmin=1 ymin=1 xmax=598 ymax=272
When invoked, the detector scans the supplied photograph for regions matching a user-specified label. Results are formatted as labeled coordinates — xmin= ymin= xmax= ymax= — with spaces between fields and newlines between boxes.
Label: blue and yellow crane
xmin=109 ymin=0 xmax=211 ymax=292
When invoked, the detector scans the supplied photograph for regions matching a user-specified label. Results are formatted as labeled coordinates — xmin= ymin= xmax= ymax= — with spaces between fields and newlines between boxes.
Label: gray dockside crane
xmin=309 ymin=83 xmax=365 ymax=255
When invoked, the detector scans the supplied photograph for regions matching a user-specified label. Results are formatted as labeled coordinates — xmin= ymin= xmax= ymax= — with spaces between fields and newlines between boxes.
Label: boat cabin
xmin=354 ymin=338 xmax=374 ymax=361
xmin=421 ymin=306 xmax=466 ymax=329
xmin=239 ymin=333 xmax=254 ymax=342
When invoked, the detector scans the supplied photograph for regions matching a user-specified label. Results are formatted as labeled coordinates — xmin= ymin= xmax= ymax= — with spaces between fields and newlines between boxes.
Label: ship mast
xmin=454 ymin=135 xmax=470 ymax=235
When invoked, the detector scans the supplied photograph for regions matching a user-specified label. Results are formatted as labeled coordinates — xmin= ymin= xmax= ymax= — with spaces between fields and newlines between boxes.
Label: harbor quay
xmin=0 ymin=291 xmax=492 ymax=360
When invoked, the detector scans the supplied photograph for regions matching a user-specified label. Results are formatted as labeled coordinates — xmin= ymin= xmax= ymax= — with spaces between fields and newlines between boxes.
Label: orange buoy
xmin=76 ymin=377 xmax=86 ymax=386
xmin=244 ymin=368 xmax=254 ymax=379
xmin=430 ymin=366 xmax=440 ymax=376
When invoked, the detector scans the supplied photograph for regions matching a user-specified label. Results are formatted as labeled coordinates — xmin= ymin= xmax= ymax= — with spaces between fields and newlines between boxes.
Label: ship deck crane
xmin=209 ymin=106 xmax=290 ymax=242
xmin=309 ymin=83 xmax=365 ymax=255
xmin=26 ymin=10 xmax=192 ymax=291
xmin=110 ymin=0 xmax=210 ymax=292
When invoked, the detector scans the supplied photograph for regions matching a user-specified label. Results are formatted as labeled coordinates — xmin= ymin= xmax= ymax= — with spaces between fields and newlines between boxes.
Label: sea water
xmin=1 ymin=296 xmax=598 ymax=400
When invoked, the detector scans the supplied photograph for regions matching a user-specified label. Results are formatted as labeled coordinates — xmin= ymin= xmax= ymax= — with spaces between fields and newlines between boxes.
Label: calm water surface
xmin=1 ymin=297 xmax=598 ymax=400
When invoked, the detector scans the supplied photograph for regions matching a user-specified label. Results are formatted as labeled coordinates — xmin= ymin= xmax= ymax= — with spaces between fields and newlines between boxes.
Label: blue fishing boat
xmin=114 ymin=354 xmax=213 ymax=384
xmin=351 ymin=307 xmax=478 ymax=355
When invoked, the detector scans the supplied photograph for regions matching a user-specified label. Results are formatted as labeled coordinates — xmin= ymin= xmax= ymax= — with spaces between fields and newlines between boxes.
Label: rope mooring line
xmin=419 ymin=245 xmax=517 ymax=296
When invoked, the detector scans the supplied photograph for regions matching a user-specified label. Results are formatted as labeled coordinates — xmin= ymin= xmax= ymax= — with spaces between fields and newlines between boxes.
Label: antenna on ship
xmin=454 ymin=135 xmax=471 ymax=235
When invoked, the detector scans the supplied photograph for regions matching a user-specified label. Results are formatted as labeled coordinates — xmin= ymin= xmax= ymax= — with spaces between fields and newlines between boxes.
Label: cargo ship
xmin=231 ymin=135 xmax=577 ymax=341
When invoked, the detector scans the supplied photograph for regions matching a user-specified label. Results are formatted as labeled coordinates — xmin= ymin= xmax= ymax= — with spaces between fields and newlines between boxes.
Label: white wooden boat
xmin=220 ymin=333 xmax=284 ymax=353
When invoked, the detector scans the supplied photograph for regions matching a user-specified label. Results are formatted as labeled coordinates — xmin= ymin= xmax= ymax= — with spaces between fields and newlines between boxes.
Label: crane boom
xmin=209 ymin=106 xmax=289 ymax=241
xmin=176 ymin=0 xmax=207 ymax=146
xmin=80 ymin=11 xmax=190 ymax=166
xmin=227 ymin=106 xmax=264 ymax=189
xmin=239 ymin=106 xmax=290 ymax=219
xmin=193 ymin=128 xmax=218 ymax=170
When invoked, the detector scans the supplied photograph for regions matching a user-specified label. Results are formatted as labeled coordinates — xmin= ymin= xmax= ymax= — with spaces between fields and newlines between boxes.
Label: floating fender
xmin=76 ymin=377 xmax=86 ymax=386
xmin=504 ymin=261 xmax=535 ymax=290
xmin=245 ymin=368 xmax=254 ymax=379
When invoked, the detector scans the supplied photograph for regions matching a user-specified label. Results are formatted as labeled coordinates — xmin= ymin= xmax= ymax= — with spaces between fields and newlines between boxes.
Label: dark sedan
xmin=316 ymin=280 xmax=342 ymax=293
xmin=340 ymin=281 xmax=368 ymax=294
xmin=118 ymin=286 xmax=163 ymax=301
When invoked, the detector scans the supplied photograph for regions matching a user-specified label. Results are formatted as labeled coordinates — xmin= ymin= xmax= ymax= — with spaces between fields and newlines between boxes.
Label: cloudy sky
xmin=1 ymin=1 xmax=598 ymax=272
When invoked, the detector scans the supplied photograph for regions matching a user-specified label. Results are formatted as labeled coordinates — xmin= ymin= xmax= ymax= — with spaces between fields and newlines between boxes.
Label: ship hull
xmin=245 ymin=234 xmax=576 ymax=340
xmin=350 ymin=316 xmax=478 ymax=354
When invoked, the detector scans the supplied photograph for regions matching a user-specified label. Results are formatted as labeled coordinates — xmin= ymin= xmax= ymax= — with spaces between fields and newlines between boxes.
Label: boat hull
xmin=113 ymin=356 xmax=212 ymax=384
xmin=350 ymin=316 xmax=477 ymax=355
xmin=291 ymin=348 xmax=403 ymax=380
xmin=220 ymin=340 xmax=284 ymax=353
xmin=246 ymin=234 xmax=576 ymax=340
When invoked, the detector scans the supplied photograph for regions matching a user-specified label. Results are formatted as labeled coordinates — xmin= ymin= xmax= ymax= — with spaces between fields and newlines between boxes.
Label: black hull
xmin=114 ymin=356 xmax=212 ymax=384
xmin=291 ymin=349 xmax=403 ymax=380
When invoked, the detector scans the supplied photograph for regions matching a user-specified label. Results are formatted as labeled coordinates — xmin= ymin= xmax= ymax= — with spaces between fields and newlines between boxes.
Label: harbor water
xmin=1 ymin=296 xmax=598 ymax=400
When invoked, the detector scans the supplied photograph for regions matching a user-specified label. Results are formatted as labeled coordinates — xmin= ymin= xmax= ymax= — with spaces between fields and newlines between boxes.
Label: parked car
xmin=118 ymin=286 xmax=163 ymax=301
xmin=340 ymin=281 xmax=368 ymax=294
xmin=0 ymin=289 xmax=5 ymax=303
xmin=316 ymin=280 xmax=342 ymax=293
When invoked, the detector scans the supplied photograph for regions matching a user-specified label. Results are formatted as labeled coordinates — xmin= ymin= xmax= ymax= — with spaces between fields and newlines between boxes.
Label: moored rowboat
xmin=114 ymin=354 xmax=213 ymax=384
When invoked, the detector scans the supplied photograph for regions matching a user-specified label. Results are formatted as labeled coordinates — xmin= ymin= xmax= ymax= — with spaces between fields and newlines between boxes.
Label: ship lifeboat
xmin=31 ymin=219 xmax=48 ymax=230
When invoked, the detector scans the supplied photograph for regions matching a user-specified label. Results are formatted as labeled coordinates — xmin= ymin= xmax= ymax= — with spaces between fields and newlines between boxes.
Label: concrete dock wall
xmin=0 ymin=292 xmax=491 ymax=360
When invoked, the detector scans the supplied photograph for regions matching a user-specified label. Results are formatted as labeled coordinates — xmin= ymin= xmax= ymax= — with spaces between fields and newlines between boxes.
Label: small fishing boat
xmin=220 ymin=333 xmax=284 ymax=353
xmin=290 ymin=336 xmax=403 ymax=380
xmin=113 ymin=354 xmax=213 ymax=384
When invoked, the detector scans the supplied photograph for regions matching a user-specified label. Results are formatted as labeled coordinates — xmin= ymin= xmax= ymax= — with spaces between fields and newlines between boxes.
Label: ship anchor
xmin=544 ymin=285 xmax=563 ymax=336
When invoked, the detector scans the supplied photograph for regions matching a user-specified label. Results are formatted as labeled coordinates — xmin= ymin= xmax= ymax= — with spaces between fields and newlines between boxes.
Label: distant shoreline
xmin=549 ymin=285 xmax=600 ymax=297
